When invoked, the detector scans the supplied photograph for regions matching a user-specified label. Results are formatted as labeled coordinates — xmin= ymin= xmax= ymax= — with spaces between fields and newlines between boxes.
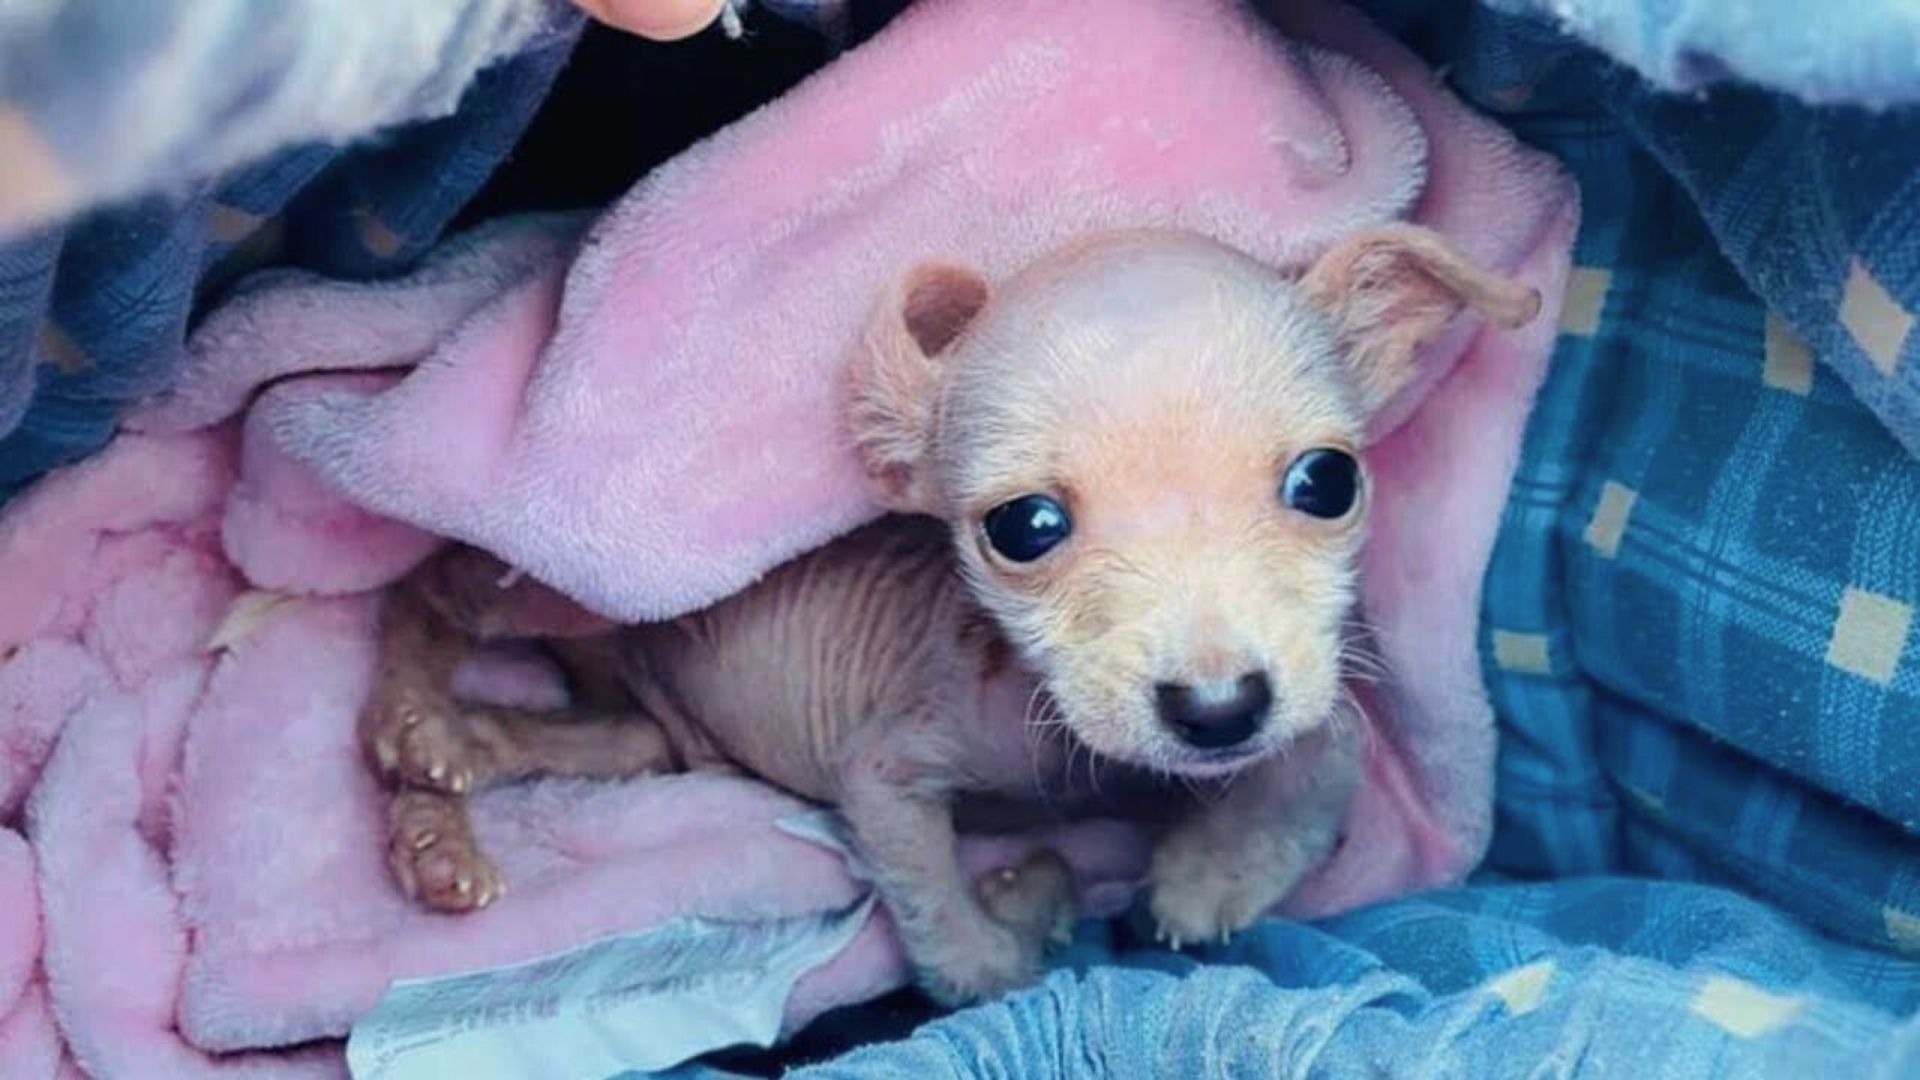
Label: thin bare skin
xmin=369 ymin=518 xmax=1098 ymax=999
xmin=361 ymin=225 xmax=1540 ymax=1004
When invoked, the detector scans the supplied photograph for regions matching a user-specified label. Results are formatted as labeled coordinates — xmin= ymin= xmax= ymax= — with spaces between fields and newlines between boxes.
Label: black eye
xmin=1281 ymin=449 xmax=1361 ymax=519
xmin=982 ymin=494 xmax=1072 ymax=563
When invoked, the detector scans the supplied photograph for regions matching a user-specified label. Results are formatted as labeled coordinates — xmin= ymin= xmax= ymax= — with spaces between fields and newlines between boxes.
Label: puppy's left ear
xmin=847 ymin=262 xmax=991 ymax=512
xmin=1301 ymin=224 xmax=1541 ymax=415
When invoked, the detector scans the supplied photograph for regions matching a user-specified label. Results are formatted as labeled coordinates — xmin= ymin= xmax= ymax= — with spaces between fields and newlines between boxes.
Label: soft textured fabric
xmin=1371 ymin=0 xmax=1920 ymax=457
xmin=0 ymin=26 xmax=578 ymax=506
xmin=0 ymin=0 xmax=835 ymax=239
xmin=0 ymin=0 xmax=839 ymax=509
xmin=0 ymin=1 xmax=570 ymax=239
xmin=0 ymin=829 xmax=68 ymax=1078
xmin=0 ymin=1 xmax=1575 ymax=1074
xmin=0 ymin=427 xmax=905 ymax=1078
xmin=1347 ymin=0 xmax=1920 ymax=968
xmin=135 ymin=0 xmax=1580 ymax=918
xmin=1480 ymin=0 xmax=1920 ymax=107
xmin=3 ymin=0 xmax=1918 ymax=1076
xmin=773 ymin=879 xmax=1920 ymax=1078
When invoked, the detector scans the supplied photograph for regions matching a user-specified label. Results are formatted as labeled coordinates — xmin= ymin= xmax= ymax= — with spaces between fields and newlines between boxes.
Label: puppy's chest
xmin=952 ymin=663 xmax=1173 ymax=825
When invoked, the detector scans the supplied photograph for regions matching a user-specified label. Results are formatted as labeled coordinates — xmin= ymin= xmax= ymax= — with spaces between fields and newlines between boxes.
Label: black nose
xmin=1154 ymin=672 xmax=1273 ymax=749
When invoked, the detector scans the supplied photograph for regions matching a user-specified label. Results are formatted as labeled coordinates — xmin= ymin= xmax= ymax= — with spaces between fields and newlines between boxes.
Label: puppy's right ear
xmin=848 ymin=262 xmax=990 ymax=512
xmin=1300 ymin=225 xmax=1541 ymax=417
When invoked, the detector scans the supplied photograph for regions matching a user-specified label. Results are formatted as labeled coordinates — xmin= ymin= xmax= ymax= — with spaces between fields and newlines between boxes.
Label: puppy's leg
xmin=1147 ymin=725 xmax=1358 ymax=947
xmin=365 ymin=546 xmax=618 ymax=913
xmin=387 ymin=704 xmax=675 ymax=795
xmin=410 ymin=544 xmax=618 ymax=642
xmin=840 ymin=735 xmax=1064 ymax=1005
xmin=382 ymin=710 xmax=672 ymax=912
xmin=362 ymin=583 xmax=466 ymax=783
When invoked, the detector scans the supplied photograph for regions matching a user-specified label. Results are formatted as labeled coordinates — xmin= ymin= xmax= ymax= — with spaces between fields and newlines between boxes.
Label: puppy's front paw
xmin=913 ymin=919 xmax=1046 ymax=1007
xmin=388 ymin=791 xmax=504 ymax=912
xmin=1147 ymin=830 xmax=1298 ymax=949
xmin=369 ymin=695 xmax=494 ymax=795
xmin=977 ymin=849 xmax=1076 ymax=947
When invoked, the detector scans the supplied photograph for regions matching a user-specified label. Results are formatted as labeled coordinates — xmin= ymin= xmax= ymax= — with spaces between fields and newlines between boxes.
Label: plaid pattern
xmin=1370 ymin=0 xmax=1920 ymax=458
xmin=1449 ymin=28 xmax=1920 ymax=967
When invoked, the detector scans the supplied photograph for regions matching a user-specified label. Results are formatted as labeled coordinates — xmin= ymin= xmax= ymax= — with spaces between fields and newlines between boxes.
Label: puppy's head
xmin=850 ymin=226 xmax=1537 ymax=776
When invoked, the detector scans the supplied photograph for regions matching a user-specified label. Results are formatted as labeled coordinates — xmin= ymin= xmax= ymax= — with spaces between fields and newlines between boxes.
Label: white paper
xmin=346 ymin=894 xmax=875 ymax=1080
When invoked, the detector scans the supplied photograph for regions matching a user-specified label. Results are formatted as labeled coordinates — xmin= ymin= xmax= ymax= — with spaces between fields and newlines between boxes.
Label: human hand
xmin=570 ymin=0 xmax=727 ymax=40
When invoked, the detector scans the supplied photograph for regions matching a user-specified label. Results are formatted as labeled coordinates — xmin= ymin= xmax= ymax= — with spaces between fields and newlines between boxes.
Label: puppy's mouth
xmin=1164 ymin=742 xmax=1272 ymax=778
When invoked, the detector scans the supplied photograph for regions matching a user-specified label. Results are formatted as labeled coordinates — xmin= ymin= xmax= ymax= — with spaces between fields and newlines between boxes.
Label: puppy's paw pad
xmin=366 ymin=687 xmax=447 ymax=775
xmin=1147 ymin=837 xmax=1284 ymax=949
xmin=383 ymin=707 xmax=493 ymax=794
xmin=977 ymin=849 xmax=1075 ymax=946
xmin=404 ymin=845 xmax=504 ymax=912
xmin=388 ymin=797 xmax=503 ymax=913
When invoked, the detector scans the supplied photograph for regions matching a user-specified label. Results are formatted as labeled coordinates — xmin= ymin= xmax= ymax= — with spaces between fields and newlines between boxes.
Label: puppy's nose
xmin=1154 ymin=672 xmax=1273 ymax=749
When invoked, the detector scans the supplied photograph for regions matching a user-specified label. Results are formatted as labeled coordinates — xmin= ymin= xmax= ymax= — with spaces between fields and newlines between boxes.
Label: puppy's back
xmin=617 ymin=515 xmax=969 ymax=800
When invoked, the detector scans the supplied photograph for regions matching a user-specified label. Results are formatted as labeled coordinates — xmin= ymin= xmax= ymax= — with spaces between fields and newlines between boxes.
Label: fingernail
xmin=591 ymin=0 xmax=726 ymax=40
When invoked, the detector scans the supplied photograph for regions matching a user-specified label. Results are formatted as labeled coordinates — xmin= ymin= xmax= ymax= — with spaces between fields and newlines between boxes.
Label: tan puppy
xmin=362 ymin=225 xmax=1539 ymax=1004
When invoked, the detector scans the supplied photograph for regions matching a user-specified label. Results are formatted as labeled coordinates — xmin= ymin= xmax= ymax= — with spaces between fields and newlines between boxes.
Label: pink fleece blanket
xmin=0 ymin=0 xmax=1575 ymax=1074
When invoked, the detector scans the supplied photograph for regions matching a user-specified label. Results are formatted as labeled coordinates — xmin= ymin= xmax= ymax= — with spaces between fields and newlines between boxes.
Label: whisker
xmin=1337 ymin=623 xmax=1392 ymax=688
xmin=1333 ymin=684 xmax=1376 ymax=755
xmin=1063 ymin=732 xmax=1086 ymax=798
xmin=1023 ymin=687 xmax=1071 ymax=800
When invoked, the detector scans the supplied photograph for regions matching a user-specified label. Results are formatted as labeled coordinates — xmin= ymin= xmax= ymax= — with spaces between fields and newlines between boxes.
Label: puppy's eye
xmin=982 ymin=494 xmax=1072 ymax=563
xmin=1281 ymin=448 xmax=1361 ymax=520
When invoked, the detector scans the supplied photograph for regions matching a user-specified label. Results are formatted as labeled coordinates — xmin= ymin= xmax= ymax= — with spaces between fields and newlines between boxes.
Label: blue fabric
xmin=0 ymin=1 xmax=576 ymax=234
xmin=776 ymin=881 xmax=1920 ymax=1078
xmin=1417 ymin=0 xmax=1920 ymax=965
xmin=0 ymin=25 xmax=578 ymax=500
xmin=1478 ymin=0 xmax=1920 ymax=106
xmin=1366 ymin=0 xmax=1920 ymax=458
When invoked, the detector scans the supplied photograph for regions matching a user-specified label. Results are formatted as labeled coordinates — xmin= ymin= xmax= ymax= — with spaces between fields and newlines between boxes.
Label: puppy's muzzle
xmin=1153 ymin=671 xmax=1273 ymax=749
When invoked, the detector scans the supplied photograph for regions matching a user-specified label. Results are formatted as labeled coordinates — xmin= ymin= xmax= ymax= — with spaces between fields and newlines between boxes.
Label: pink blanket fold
xmin=1 ymin=0 xmax=1576 ymax=1073
xmin=1 ymin=828 xmax=68 ymax=1079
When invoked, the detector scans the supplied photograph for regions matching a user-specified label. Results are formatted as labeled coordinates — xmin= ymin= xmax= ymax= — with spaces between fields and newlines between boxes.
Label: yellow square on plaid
xmin=1691 ymin=976 xmax=1802 ymax=1038
xmin=1840 ymin=260 xmax=1913 ymax=375
xmin=1583 ymin=481 xmax=1638 ymax=558
xmin=1826 ymin=587 xmax=1913 ymax=686
xmin=1484 ymin=960 xmax=1555 ymax=1016
xmin=1883 ymin=906 xmax=1920 ymax=955
xmin=1560 ymin=267 xmax=1611 ymax=337
xmin=1762 ymin=313 xmax=1814 ymax=395
xmin=1492 ymin=630 xmax=1553 ymax=675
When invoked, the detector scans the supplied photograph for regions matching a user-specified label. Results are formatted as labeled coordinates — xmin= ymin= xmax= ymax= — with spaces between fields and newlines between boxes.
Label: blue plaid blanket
xmin=1426 ymin=0 xmax=1920 ymax=968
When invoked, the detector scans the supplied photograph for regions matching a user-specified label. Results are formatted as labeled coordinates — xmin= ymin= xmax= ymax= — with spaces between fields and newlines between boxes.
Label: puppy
xmin=361 ymin=224 xmax=1539 ymax=1004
